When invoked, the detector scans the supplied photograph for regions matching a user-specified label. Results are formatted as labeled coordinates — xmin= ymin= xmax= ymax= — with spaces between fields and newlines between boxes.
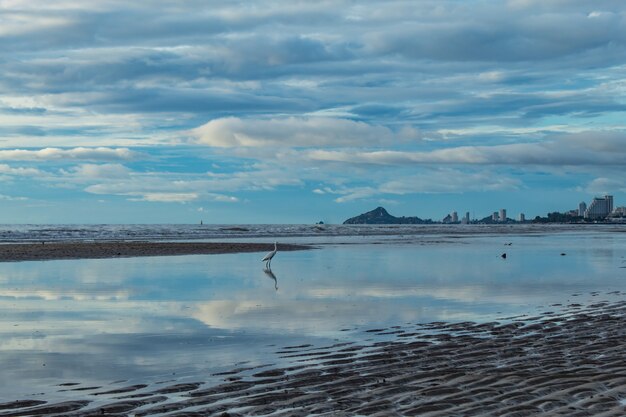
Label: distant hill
xmin=343 ymin=207 xmax=429 ymax=224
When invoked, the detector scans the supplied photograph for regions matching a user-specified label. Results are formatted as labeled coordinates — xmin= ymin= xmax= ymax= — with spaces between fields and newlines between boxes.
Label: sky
xmin=1 ymin=0 xmax=626 ymax=224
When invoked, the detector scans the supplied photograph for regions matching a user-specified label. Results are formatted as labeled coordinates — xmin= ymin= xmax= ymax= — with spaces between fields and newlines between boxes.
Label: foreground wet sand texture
xmin=1 ymin=300 xmax=624 ymax=416
xmin=0 ymin=242 xmax=311 ymax=262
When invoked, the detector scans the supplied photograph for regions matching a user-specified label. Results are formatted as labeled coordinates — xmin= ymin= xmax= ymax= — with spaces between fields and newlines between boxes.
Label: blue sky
xmin=1 ymin=0 xmax=626 ymax=223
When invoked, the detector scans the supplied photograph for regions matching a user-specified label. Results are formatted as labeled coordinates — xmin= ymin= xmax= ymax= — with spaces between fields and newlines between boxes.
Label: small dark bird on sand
xmin=501 ymin=253 xmax=507 ymax=259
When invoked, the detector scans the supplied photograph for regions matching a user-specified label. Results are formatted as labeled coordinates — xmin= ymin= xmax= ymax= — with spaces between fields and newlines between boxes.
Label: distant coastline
xmin=343 ymin=206 xmax=626 ymax=225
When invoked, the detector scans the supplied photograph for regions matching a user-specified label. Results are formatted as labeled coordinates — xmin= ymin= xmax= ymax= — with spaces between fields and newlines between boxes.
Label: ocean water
xmin=0 ymin=225 xmax=625 ymax=400
xmin=1 ymin=222 xmax=624 ymax=243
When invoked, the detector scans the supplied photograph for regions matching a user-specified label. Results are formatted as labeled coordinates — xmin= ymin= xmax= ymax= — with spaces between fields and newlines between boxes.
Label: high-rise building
xmin=611 ymin=206 xmax=626 ymax=217
xmin=492 ymin=212 xmax=499 ymax=221
xmin=462 ymin=212 xmax=470 ymax=224
xmin=499 ymin=209 xmax=507 ymax=222
xmin=584 ymin=195 xmax=613 ymax=219
xmin=578 ymin=201 xmax=587 ymax=217
xmin=451 ymin=211 xmax=458 ymax=223
xmin=519 ymin=213 xmax=525 ymax=222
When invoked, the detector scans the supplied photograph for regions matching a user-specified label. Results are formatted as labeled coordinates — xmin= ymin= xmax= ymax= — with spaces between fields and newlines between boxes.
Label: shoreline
xmin=0 ymin=242 xmax=313 ymax=262
xmin=0 ymin=299 xmax=624 ymax=416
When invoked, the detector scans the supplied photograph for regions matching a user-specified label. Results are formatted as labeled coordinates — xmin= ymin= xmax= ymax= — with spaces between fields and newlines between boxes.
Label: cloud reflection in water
xmin=1 ymin=231 xmax=625 ymax=398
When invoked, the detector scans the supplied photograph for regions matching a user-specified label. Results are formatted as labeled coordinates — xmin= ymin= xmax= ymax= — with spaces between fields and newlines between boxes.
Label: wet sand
xmin=0 ymin=242 xmax=312 ymax=262
xmin=1 ymin=298 xmax=624 ymax=416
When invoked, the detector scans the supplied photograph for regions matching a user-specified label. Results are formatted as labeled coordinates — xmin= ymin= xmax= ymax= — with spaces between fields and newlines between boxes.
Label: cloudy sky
xmin=1 ymin=0 xmax=626 ymax=223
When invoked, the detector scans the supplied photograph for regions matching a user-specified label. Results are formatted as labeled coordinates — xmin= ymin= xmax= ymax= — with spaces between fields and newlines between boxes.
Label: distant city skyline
xmin=1 ymin=1 xmax=625 ymax=224
xmin=440 ymin=194 xmax=623 ymax=224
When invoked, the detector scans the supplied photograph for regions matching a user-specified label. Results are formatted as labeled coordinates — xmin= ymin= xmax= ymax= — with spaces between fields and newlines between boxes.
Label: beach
xmin=0 ymin=225 xmax=625 ymax=415
xmin=0 ymin=297 xmax=624 ymax=416
xmin=0 ymin=242 xmax=312 ymax=262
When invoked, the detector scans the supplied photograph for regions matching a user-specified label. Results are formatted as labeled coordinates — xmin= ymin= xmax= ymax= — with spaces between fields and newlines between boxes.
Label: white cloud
xmin=128 ymin=192 xmax=199 ymax=203
xmin=74 ymin=162 xmax=308 ymax=203
xmin=211 ymin=194 xmax=239 ymax=203
xmin=0 ymin=164 xmax=41 ymax=176
xmin=0 ymin=194 xmax=28 ymax=201
xmin=70 ymin=163 xmax=131 ymax=179
xmin=326 ymin=169 xmax=522 ymax=202
xmin=204 ymin=168 xmax=305 ymax=190
xmin=0 ymin=13 xmax=70 ymax=36
xmin=585 ymin=177 xmax=626 ymax=194
xmin=303 ymin=131 xmax=626 ymax=166
xmin=0 ymin=288 xmax=130 ymax=301
xmin=192 ymin=116 xmax=404 ymax=148
xmin=0 ymin=147 xmax=137 ymax=161
xmin=84 ymin=175 xmax=243 ymax=204
xmin=334 ymin=187 xmax=377 ymax=203
xmin=379 ymin=170 xmax=522 ymax=194
xmin=126 ymin=192 xmax=238 ymax=203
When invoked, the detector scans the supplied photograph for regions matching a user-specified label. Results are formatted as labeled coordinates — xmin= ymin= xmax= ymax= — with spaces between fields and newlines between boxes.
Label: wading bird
xmin=262 ymin=242 xmax=278 ymax=268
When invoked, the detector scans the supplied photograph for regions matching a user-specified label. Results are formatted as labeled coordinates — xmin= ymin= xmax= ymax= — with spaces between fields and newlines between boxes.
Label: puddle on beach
xmin=0 ymin=230 xmax=625 ymax=400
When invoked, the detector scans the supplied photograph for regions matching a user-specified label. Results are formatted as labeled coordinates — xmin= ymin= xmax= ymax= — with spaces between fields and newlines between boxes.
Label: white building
xmin=518 ymin=213 xmax=525 ymax=222
xmin=584 ymin=195 xmax=613 ymax=219
xmin=499 ymin=209 xmax=507 ymax=222
xmin=451 ymin=211 xmax=458 ymax=223
xmin=578 ymin=201 xmax=587 ymax=217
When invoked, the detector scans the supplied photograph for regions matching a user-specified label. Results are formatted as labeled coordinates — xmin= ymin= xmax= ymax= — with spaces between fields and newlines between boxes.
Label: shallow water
xmin=0 ymin=228 xmax=625 ymax=400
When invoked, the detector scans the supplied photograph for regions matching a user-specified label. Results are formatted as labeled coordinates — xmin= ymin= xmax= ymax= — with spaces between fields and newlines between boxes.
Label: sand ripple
xmin=1 ymin=299 xmax=625 ymax=416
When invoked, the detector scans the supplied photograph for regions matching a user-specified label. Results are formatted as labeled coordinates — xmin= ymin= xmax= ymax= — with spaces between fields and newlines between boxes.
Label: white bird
xmin=261 ymin=242 xmax=277 ymax=268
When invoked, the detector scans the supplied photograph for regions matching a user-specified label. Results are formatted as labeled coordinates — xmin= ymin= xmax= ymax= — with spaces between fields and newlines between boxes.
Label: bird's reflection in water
xmin=263 ymin=267 xmax=278 ymax=291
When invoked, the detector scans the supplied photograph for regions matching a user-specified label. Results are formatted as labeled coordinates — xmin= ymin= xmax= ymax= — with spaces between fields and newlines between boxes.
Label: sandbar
xmin=0 ymin=242 xmax=312 ymax=262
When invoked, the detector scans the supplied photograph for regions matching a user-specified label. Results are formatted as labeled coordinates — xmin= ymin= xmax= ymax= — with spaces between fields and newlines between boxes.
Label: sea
xmin=0 ymin=223 xmax=625 ymax=401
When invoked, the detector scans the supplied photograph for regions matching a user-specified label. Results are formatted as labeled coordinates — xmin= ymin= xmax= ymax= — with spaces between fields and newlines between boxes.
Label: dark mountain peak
xmin=372 ymin=206 xmax=389 ymax=216
xmin=343 ymin=207 xmax=428 ymax=225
